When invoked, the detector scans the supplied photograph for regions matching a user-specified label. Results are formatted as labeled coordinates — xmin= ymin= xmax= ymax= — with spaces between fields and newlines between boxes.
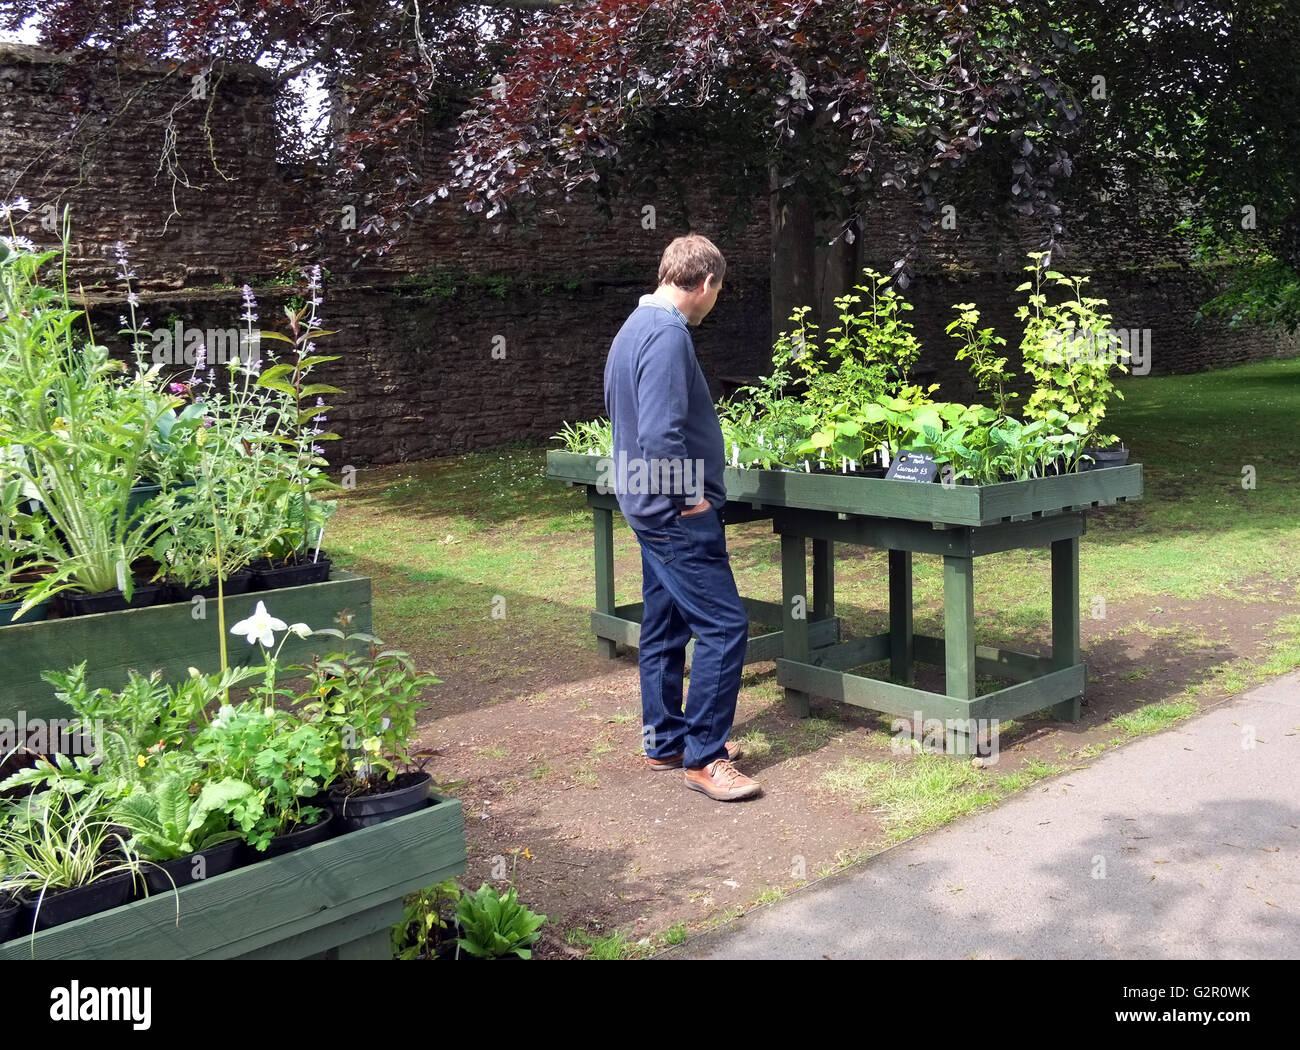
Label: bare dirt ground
xmin=410 ymin=558 xmax=1297 ymax=959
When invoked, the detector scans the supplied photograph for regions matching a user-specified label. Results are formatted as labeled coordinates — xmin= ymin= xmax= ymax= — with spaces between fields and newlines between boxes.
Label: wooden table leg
xmin=889 ymin=549 xmax=914 ymax=685
xmin=593 ymin=505 xmax=618 ymax=659
xmin=782 ymin=532 xmax=811 ymax=717
xmin=943 ymin=553 xmax=976 ymax=752
xmin=1050 ymin=535 xmax=1083 ymax=721
xmin=812 ymin=537 xmax=835 ymax=627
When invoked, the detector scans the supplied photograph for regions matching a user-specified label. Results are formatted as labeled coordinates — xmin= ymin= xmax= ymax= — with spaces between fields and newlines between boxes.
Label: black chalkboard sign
xmin=885 ymin=450 xmax=939 ymax=483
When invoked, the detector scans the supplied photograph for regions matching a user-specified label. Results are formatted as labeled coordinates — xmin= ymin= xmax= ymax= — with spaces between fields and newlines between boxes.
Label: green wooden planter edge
xmin=0 ymin=794 xmax=466 ymax=961
xmin=545 ymin=450 xmax=1143 ymax=526
xmin=0 ymin=570 xmax=374 ymax=720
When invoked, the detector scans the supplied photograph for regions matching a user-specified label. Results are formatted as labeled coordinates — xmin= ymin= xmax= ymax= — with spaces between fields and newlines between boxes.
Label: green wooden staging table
xmin=570 ymin=487 xmax=842 ymax=664
xmin=546 ymin=450 xmax=1142 ymax=747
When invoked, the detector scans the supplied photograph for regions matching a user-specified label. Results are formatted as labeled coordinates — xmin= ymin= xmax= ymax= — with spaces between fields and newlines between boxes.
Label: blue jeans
xmin=633 ymin=508 xmax=749 ymax=769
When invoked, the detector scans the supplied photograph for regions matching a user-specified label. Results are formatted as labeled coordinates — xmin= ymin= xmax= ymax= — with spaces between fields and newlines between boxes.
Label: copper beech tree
xmin=5 ymin=0 xmax=1294 ymax=333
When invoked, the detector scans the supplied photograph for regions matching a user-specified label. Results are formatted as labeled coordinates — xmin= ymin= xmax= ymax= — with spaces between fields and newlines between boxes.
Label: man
xmin=603 ymin=234 xmax=761 ymax=802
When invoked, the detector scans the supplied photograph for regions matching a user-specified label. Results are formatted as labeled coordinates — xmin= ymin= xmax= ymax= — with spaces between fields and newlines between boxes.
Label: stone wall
xmin=0 ymin=43 xmax=285 ymax=289
xmin=5 ymin=44 xmax=1297 ymax=467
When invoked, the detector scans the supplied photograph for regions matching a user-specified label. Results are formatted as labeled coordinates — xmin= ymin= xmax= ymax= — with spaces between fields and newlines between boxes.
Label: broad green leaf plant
xmin=1016 ymin=252 xmax=1129 ymax=451
xmin=455 ymin=882 xmax=548 ymax=960
xmin=293 ymin=629 xmax=439 ymax=793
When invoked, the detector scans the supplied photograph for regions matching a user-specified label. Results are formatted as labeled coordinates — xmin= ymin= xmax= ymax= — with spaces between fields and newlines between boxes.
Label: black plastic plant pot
xmin=1079 ymin=447 xmax=1130 ymax=471
xmin=251 ymin=555 xmax=332 ymax=592
xmin=126 ymin=483 xmax=162 ymax=517
xmin=167 ymin=571 xmax=254 ymax=603
xmin=0 ymin=597 xmax=51 ymax=627
xmin=60 ymin=583 xmax=165 ymax=616
xmin=328 ymin=771 xmax=434 ymax=833
xmin=435 ymin=920 xmax=467 ymax=960
xmin=20 ymin=872 xmax=135 ymax=933
xmin=260 ymin=810 xmax=337 ymax=860
xmin=0 ymin=893 xmax=20 ymax=944
xmin=142 ymin=840 xmax=243 ymax=896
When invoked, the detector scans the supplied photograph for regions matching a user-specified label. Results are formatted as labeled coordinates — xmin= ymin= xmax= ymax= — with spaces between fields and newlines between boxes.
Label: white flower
xmin=230 ymin=600 xmax=287 ymax=647
xmin=211 ymin=704 xmax=236 ymax=730
xmin=287 ymin=622 xmax=312 ymax=638
xmin=0 ymin=197 xmax=30 ymax=219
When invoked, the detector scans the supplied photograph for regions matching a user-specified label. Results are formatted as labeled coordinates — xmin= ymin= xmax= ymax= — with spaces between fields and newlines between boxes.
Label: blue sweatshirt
xmin=603 ymin=295 xmax=726 ymax=532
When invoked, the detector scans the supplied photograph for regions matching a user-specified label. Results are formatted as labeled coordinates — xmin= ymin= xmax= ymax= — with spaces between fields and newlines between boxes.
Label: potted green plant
xmin=0 ymin=784 xmax=145 ymax=937
xmin=249 ymin=492 xmax=336 ymax=590
xmin=1015 ymin=253 xmax=1129 ymax=466
xmin=0 ymin=461 xmax=51 ymax=625
xmin=455 ymin=881 xmax=547 ymax=960
xmin=111 ymin=775 xmax=254 ymax=894
xmin=392 ymin=878 xmax=464 ymax=960
xmin=0 ymin=838 xmax=26 ymax=943
xmin=947 ymin=302 xmax=1018 ymax=420
xmin=247 ymin=271 xmax=342 ymax=588
xmin=294 ymin=628 xmax=440 ymax=831
xmin=146 ymin=317 xmax=297 ymax=603
xmin=0 ymin=228 xmax=178 ymax=616
xmin=149 ymin=443 xmax=285 ymax=602
xmin=554 ymin=417 xmax=613 ymax=458
xmin=178 ymin=601 xmax=334 ymax=856
xmin=192 ymin=699 xmax=334 ymax=857
xmin=0 ymin=864 xmax=20 ymax=943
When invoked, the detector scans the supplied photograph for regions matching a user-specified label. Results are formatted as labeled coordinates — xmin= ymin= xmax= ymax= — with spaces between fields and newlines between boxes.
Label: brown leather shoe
xmin=646 ymin=740 xmax=743 ymax=771
xmin=684 ymin=758 xmax=761 ymax=801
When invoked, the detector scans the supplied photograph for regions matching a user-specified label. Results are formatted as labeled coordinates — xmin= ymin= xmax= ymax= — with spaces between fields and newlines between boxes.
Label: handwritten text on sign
xmin=885 ymin=450 xmax=939 ymax=484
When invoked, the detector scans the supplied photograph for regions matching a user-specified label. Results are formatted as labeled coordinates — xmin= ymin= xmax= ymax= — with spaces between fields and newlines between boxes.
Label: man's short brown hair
xmin=658 ymin=234 xmax=726 ymax=290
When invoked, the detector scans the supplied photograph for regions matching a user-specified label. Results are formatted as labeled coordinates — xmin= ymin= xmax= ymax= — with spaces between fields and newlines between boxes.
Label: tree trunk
xmin=769 ymin=165 xmax=816 ymax=347
xmin=816 ymin=211 xmax=862 ymax=332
